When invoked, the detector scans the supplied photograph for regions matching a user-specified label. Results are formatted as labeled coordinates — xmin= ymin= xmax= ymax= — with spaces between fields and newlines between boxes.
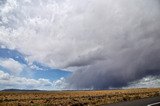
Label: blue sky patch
xmin=0 ymin=47 xmax=71 ymax=82
xmin=0 ymin=48 xmax=27 ymax=64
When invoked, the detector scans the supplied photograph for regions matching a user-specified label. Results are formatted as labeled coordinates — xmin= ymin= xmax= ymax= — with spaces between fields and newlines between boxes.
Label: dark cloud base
xmin=66 ymin=0 xmax=160 ymax=90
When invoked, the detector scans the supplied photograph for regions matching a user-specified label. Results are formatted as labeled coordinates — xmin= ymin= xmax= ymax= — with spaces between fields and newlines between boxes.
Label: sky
xmin=0 ymin=0 xmax=160 ymax=90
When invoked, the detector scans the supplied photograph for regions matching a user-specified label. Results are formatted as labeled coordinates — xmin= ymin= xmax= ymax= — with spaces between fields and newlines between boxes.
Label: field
xmin=0 ymin=88 xmax=160 ymax=106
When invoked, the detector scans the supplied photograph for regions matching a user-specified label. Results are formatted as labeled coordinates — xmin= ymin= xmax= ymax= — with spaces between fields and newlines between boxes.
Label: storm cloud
xmin=0 ymin=0 xmax=160 ymax=89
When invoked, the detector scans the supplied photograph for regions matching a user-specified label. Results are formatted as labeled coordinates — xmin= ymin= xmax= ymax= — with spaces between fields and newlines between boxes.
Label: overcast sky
xmin=0 ymin=0 xmax=160 ymax=90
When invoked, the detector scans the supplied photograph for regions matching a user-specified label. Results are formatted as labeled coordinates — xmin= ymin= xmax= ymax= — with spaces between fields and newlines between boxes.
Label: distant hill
xmin=1 ymin=89 xmax=43 ymax=92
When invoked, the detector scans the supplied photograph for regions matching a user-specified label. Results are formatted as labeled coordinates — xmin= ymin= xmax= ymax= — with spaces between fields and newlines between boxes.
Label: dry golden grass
xmin=0 ymin=88 xmax=160 ymax=106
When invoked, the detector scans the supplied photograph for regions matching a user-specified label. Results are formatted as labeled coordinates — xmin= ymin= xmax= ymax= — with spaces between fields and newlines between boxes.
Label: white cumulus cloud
xmin=124 ymin=76 xmax=160 ymax=89
xmin=0 ymin=58 xmax=24 ymax=74
xmin=0 ymin=70 xmax=67 ymax=90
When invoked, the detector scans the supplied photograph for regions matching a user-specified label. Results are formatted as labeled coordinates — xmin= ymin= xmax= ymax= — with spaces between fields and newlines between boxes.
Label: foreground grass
xmin=0 ymin=88 xmax=160 ymax=106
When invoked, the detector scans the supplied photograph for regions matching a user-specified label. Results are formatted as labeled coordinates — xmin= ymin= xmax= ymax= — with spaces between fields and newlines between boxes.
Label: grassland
xmin=0 ymin=88 xmax=160 ymax=106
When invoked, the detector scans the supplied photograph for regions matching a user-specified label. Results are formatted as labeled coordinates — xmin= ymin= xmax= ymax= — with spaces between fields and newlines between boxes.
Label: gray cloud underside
xmin=66 ymin=0 xmax=160 ymax=89
xmin=0 ymin=0 xmax=160 ymax=89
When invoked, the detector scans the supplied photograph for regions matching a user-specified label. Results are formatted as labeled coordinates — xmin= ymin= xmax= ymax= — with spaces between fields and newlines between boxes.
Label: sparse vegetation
xmin=0 ymin=88 xmax=160 ymax=106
